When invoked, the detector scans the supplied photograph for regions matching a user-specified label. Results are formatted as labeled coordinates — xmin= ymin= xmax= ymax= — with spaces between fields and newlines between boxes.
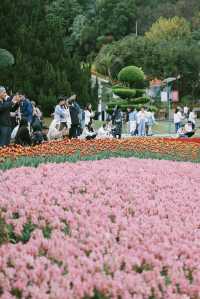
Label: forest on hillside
xmin=1 ymin=0 xmax=200 ymax=112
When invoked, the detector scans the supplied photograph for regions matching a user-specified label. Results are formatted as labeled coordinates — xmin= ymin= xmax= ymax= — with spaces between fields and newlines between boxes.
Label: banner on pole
xmin=172 ymin=91 xmax=179 ymax=102
xmin=161 ymin=91 xmax=168 ymax=102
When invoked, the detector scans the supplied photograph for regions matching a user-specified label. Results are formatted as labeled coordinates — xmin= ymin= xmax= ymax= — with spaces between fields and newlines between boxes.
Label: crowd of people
xmin=0 ymin=87 xmax=113 ymax=147
xmin=174 ymin=106 xmax=197 ymax=138
xmin=0 ymin=85 xmax=198 ymax=147
xmin=0 ymin=86 xmax=46 ymax=147
xmin=110 ymin=106 xmax=156 ymax=139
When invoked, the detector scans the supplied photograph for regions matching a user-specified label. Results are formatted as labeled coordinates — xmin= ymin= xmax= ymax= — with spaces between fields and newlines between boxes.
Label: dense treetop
xmin=0 ymin=0 xmax=200 ymax=110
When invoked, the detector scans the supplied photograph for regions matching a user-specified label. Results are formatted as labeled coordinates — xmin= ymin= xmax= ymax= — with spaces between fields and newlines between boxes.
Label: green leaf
xmin=0 ymin=49 xmax=14 ymax=68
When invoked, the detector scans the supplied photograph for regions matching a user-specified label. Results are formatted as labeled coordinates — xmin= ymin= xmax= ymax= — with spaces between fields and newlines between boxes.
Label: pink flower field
xmin=0 ymin=158 xmax=200 ymax=299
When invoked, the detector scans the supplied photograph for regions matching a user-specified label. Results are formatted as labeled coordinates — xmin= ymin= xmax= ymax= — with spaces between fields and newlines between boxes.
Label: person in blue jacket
xmin=18 ymin=92 xmax=33 ymax=126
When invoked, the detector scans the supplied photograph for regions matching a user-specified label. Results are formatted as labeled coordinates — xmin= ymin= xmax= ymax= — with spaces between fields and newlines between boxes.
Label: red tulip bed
xmin=0 ymin=137 xmax=200 ymax=164
xmin=1 ymin=138 xmax=200 ymax=299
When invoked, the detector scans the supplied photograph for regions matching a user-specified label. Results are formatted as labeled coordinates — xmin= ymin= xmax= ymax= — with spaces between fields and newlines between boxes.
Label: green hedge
xmin=118 ymin=66 xmax=145 ymax=85
xmin=129 ymin=96 xmax=150 ymax=104
xmin=135 ymin=89 xmax=145 ymax=97
xmin=112 ymin=88 xmax=136 ymax=99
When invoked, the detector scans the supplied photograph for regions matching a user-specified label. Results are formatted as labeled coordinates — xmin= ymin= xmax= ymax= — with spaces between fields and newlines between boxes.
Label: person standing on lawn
xmin=17 ymin=92 xmax=33 ymax=129
xmin=188 ymin=108 xmax=197 ymax=130
xmin=146 ymin=108 xmax=156 ymax=136
xmin=84 ymin=103 xmax=95 ymax=126
xmin=0 ymin=87 xmax=20 ymax=146
xmin=128 ymin=108 xmax=137 ymax=136
xmin=68 ymin=98 xmax=80 ymax=138
xmin=112 ymin=106 xmax=123 ymax=139
xmin=174 ymin=108 xmax=183 ymax=133
xmin=137 ymin=107 xmax=147 ymax=136
xmin=54 ymin=97 xmax=66 ymax=128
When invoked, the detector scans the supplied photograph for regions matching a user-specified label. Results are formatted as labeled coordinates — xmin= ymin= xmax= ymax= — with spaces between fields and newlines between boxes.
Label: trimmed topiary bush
xmin=118 ymin=66 xmax=145 ymax=87
xmin=108 ymin=65 xmax=150 ymax=112
xmin=112 ymin=88 xmax=136 ymax=99
xmin=129 ymin=96 xmax=149 ymax=105
xmin=135 ymin=89 xmax=145 ymax=97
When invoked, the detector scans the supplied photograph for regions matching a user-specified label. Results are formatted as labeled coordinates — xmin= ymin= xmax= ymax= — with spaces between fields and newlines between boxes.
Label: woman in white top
xmin=84 ymin=103 xmax=95 ymax=126
xmin=188 ymin=109 xmax=197 ymax=129
xmin=59 ymin=100 xmax=71 ymax=131
xmin=137 ymin=107 xmax=147 ymax=136
xmin=97 ymin=124 xmax=112 ymax=139
xmin=48 ymin=98 xmax=66 ymax=139
xmin=47 ymin=119 xmax=63 ymax=140
xmin=79 ymin=122 xmax=96 ymax=140
xmin=174 ymin=108 xmax=183 ymax=133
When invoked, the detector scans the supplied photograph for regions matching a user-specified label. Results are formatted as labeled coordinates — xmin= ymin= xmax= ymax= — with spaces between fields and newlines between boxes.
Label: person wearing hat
xmin=0 ymin=87 xmax=20 ymax=146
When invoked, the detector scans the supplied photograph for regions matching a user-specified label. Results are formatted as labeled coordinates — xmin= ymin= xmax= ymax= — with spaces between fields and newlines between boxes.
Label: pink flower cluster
xmin=0 ymin=158 xmax=200 ymax=299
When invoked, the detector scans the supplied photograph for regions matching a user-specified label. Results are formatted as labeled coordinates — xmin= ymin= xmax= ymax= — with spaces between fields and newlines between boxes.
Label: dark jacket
xmin=0 ymin=98 xmax=15 ymax=127
xmin=20 ymin=99 xmax=33 ymax=123
xmin=69 ymin=105 xmax=80 ymax=125
xmin=15 ymin=126 xmax=32 ymax=146
xmin=112 ymin=109 xmax=123 ymax=125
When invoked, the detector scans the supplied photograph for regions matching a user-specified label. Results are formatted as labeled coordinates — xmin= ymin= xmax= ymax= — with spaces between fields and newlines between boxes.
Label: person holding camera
xmin=0 ymin=87 xmax=20 ymax=146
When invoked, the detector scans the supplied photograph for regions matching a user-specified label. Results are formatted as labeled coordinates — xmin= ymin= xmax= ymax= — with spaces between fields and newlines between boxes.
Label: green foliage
xmin=1 ymin=149 xmax=199 ymax=172
xmin=11 ymin=288 xmax=23 ymax=299
xmin=42 ymin=225 xmax=52 ymax=239
xmin=96 ymin=0 xmax=137 ymax=39
xmin=145 ymin=16 xmax=191 ymax=42
xmin=129 ymin=96 xmax=149 ymax=105
xmin=95 ymin=35 xmax=146 ymax=78
xmin=118 ymin=66 xmax=145 ymax=86
xmin=181 ymin=95 xmax=193 ymax=105
xmin=0 ymin=0 xmax=96 ymax=114
xmin=135 ymin=89 xmax=145 ymax=97
xmin=62 ymin=221 xmax=71 ymax=236
xmin=0 ymin=215 xmax=8 ymax=245
xmin=108 ymin=65 xmax=148 ymax=111
xmin=84 ymin=289 xmax=109 ymax=299
xmin=112 ymin=88 xmax=136 ymax=99
xmin=95 ymin=30 xmax=200 ymax=98
xmin=1 ymin=0 xmax=200 ymax=110
xmin=0 ymin=49 xmax=14 ymax=68
xmin=7 ymin=221 xmax=36 ymax=244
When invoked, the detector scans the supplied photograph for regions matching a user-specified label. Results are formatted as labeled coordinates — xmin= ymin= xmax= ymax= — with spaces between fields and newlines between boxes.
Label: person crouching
xmin=80 ymin=122 xmax=97 ymax=140
xmin=32 ymin=126 xmax=48 ymax=146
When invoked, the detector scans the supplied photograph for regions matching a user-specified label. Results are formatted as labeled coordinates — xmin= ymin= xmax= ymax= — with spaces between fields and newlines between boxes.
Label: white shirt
xmin=97 ymin=127 xmax=111 ymax=138
xmin=47 ymin=119 xmax=62 ymax=140
xmin=54 ymin=105 xmax=66 ymax=123
xmin=184 ymin=106 xmax=189 ymax=114
xmin=185 ymin=124 xmax=193 ymax=133
xmin=174 ymin=111 xmax=182 ymax=124
xmin=80 ymin=127 xmax=96 ymax=139
xmin=137 ymin=111 xmax=147 ymax=124
xmin=84 ymin=110 xmax=94 ymax=126
xmin=189 ymin=112 xmax=196 ymax=124
xmin=62 ymin=107 xmax=71 ymax=128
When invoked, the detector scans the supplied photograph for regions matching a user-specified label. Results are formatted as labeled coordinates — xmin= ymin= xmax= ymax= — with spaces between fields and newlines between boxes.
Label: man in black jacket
xmin=68 ymin=99 xmax=80 ymax=138
xmin=0 ymin=87 xmax=20 ymax=146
